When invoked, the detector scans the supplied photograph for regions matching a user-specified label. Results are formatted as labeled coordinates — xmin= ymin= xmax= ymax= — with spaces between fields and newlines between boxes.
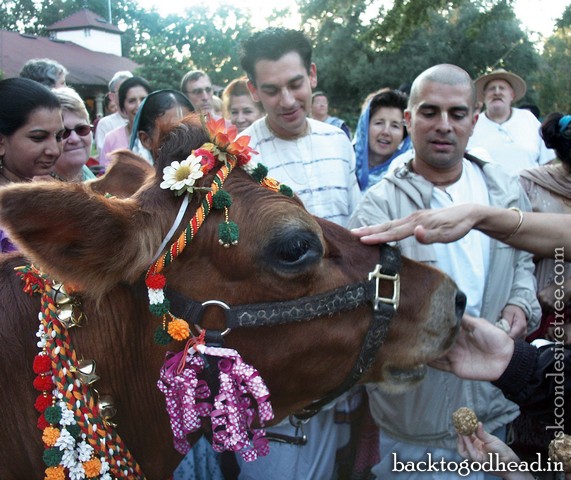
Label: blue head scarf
xmin=353 ymin=98 xmax=411 ymax=191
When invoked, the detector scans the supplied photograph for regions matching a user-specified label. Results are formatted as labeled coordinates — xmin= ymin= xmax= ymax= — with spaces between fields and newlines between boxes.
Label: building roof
xmin=0 ymin=30 xmax=139 ymax=87
xmin=47 ymin=8 xmax=122 ymax=34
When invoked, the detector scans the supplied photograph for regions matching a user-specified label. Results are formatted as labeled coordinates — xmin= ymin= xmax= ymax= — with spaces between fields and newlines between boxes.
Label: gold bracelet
xmin=506 ymin=207 xmax=524 ymax=239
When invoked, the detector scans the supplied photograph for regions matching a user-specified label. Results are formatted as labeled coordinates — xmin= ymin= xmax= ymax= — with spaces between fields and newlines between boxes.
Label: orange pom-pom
xmin=167 ymin=318 xmax=190 ymax=341
xmin=83 ymin=457 xmax=102 ymax=478
xmin=44 ymin=465 xmax=66 ymax=480
xmin=42 ymin=426 xmax=60 ymax=447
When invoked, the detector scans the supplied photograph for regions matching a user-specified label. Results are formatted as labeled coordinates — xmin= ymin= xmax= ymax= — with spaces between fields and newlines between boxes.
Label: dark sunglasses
xmin=62 ymin=125 xmax=93 ymax=139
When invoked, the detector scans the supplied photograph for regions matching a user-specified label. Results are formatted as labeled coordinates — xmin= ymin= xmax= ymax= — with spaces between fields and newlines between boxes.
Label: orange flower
xmin=227 ymin=135 xmax=257 ymax=160
xmin=261 ymin=177 xmax=280 ymax=192
xmin=167 ymin=318 xmax=190 ymax=341
xmin=83 ymin=457 xmax=102 ymax=478
xmin=42 ymin=426 xmax=60 ymax=447
xmin=44 ymin=465 xmax=65 ymax=480
xmin=206 ymin=117 xmax=237 ymax=149
xmin=205 ymin=116 xmax=257 ymax=162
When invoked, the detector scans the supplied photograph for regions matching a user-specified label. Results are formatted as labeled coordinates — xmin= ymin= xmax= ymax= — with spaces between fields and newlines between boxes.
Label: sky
xmin=136 ymin=0 xmax=570 ymax=41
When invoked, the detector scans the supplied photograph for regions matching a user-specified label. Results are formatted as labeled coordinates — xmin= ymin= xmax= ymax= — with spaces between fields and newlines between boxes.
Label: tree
xmin=535 ymin=5 xmax=571 ymax=114
xmin=301 ymin=0 xmax=540 ymax=129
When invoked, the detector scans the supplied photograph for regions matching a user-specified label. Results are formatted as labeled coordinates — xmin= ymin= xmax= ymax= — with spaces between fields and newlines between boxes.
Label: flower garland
xmin=18 ymin=265 xmax=144 ymax=480
xmin=146 ymin=117 xmax=296 ymax=460
xmin=148 ymin=116 xmax=293 ymax=345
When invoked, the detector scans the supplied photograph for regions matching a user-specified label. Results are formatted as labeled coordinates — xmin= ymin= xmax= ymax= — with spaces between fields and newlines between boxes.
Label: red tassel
xmin=37 ymin=413 xmax=49 ymax=430
xmin=33 ymin=374 xmax=53 ymax=392
xmin=34 ymin=393 xmax=53 ymax=412
xmin=33 ymin=354 xmax=51 ymax=374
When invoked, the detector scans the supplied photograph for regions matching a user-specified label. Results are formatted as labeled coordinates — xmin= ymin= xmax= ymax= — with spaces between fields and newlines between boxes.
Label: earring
xmin=0 ymin=156 xmax=3 ymax=173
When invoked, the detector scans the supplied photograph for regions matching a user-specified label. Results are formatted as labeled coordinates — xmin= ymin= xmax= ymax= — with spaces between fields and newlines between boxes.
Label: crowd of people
xmin=1 ymin=27 xmax=570 ymax=480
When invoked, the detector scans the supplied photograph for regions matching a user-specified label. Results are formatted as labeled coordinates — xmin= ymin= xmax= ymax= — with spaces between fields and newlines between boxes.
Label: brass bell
xmin=97 ymin=394 xmax=118 ymax=428
xmin=52 ymin=283 xmax=72 ymax=306
xmin=56 ymin=304 xmax=85 ymax=328
xmin=72 ymin=359 xmax=100 ymax=385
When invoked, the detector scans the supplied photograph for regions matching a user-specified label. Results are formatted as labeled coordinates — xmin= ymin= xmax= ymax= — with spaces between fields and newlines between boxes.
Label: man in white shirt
xmin=467 ymin=69 xmax=554 ymax=175
xmin=238 ymin=28 xmax=360 ymax=228
xmin=349 ymin=64 xmax=540 ymax=480
xmin=94 ymin=71 xmax=133 ymax=153
xmin=233 ymin=27 xmax=361 ymax=479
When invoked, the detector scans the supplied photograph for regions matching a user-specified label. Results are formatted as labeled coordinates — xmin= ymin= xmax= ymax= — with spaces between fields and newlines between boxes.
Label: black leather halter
xmin=167 ymin=243 xmax=401 ymax=430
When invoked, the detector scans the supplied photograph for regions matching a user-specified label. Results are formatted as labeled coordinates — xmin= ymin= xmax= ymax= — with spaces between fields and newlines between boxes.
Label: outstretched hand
xmin=457 ymin=423 xmax=533 ymax=480
xmin=351 ymin=205 xmax=479 ymax=245
xmin=430 ymin=314 xmax=514 ymax=381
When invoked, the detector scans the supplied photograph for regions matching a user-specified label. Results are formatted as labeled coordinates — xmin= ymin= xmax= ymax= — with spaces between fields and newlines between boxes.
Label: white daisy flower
xmin=160 ymin=155 xmax=204 ymax=195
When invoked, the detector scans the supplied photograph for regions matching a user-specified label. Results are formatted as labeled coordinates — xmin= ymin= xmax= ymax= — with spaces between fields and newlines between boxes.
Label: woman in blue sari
xmin=353 ymin=88 xmax=410 ymax=191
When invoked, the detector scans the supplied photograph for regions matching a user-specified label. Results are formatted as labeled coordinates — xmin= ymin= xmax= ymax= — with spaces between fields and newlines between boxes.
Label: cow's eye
xmin=265 ymin=228 xmax=323 ymax=273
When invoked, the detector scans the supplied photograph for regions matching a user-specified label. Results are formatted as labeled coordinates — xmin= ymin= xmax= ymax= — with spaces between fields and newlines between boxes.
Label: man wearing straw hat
xmin=468 ymin=68 xmax=554 ymax=175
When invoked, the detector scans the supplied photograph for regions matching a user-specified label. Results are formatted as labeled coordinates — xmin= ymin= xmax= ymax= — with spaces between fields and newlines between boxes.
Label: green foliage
xmin=0 ymin=0 xmax=566 ymax=119
xmin=302 ymin=0 xmax=541 ymax=130
xmin=535 ymin=27 xmax=571 ymax=114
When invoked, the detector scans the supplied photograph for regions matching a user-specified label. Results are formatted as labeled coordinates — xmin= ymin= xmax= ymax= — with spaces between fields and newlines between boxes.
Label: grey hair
xmin=19 ymin=58 xmax=68 ymax=88
xmin=53 ymin=87 xmax=89 ymax=122
xmin=108 ymin=70 xmax=133 ymax=93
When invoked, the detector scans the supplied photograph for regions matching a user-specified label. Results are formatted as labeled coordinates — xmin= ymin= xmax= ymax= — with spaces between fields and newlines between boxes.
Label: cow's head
xmin=0 ymin=114 xmax=463 ymax=423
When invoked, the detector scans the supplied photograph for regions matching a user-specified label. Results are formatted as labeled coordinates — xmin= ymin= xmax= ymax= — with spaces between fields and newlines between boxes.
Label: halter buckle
xmin=368 ymin=264 xmax=400 ymax=311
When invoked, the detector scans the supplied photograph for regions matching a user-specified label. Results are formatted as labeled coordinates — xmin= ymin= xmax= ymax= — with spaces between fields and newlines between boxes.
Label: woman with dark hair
xmin=129 ymin=89 xmax=194 ymax=163
xmin=0 ymin=77 xmax=64 ymax=252
xmin=353 ymin=88 xmax=410 ymax=191
xmin=520 ymin=112 xmax=571 ymax=345
xmin=98 ymin=76 xmax=152 ymax=167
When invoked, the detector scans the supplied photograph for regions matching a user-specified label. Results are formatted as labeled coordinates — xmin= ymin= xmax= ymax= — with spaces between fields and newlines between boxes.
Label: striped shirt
xmin=240 ymin=117 xmax=361 ymax=226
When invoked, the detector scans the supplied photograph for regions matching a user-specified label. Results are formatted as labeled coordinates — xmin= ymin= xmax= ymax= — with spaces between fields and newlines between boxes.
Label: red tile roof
xmin=47 ymin=8 xmax=122 ymax=34
xmin=0 ymin=30 xmax=139 ymax=87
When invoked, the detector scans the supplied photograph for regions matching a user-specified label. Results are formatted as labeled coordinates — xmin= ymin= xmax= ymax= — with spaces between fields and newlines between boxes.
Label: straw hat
xmin=475 ymin=69 xmax=527 ymax=103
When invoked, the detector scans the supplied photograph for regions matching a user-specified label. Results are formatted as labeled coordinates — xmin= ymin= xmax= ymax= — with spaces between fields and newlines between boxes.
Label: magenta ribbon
xmin=158 ymin=345 xmax=274 ymax=461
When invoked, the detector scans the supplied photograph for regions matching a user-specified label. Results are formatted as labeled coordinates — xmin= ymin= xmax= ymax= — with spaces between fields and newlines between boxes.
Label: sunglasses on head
xmin=62 ymin=125 xmax=93 ymax=139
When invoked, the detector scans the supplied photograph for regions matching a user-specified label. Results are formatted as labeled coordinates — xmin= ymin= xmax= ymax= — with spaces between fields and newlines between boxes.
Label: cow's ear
xmin=0 ymin=182 xmax=157 ymax=298
xmin=87 ymin=149 xmax=155 ymax=198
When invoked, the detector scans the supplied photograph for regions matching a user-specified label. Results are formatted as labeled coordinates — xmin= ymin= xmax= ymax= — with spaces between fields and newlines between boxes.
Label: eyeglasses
xmin=186 ymin=87 xmax=212 ymax=96
xmin=62 ymin=125 xmax=93 ymax=139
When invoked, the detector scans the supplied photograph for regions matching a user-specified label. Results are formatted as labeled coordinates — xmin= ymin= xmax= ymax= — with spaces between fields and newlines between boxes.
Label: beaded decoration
xmin=18 ymin=265 xmax=144 ymax=480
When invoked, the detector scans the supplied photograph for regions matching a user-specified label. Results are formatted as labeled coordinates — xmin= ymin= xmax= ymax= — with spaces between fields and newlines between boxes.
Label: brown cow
xmin=0 ymin=115 xmax=464 ymax=479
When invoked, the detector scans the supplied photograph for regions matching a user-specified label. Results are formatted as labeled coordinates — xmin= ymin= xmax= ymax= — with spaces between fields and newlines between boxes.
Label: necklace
xmin=431 ymin=169 xmax=463 ymax=187
xmin=410 ymin=162 xmax=463 ymax=188
xmin=265 ymin=117 xmax=309 ymax=141
xmin=265 ymin=119 xmax=313 ymax=187
xmin=18 ymin=265 xmax=144 ymax=480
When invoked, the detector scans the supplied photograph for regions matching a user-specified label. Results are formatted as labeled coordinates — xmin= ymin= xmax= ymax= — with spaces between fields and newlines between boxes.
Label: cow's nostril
xmin=455 ymin=291 xmax=467 ymax=323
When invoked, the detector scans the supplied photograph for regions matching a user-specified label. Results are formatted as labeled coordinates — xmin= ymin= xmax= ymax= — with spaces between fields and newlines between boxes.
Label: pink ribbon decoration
xmin=158 ymin=344 xmax=274 ymax=461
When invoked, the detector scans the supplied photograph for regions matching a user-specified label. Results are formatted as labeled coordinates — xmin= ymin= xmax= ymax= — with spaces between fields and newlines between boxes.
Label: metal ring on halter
xmin=195 ymin=299 xmax=232 ymax=336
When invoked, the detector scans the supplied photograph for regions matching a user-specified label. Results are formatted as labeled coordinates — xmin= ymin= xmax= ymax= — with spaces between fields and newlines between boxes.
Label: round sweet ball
xmin=548 ymin=434 xmax=571 ymax=473
xmin=452 ymin=407 xmax=478 ymax=436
